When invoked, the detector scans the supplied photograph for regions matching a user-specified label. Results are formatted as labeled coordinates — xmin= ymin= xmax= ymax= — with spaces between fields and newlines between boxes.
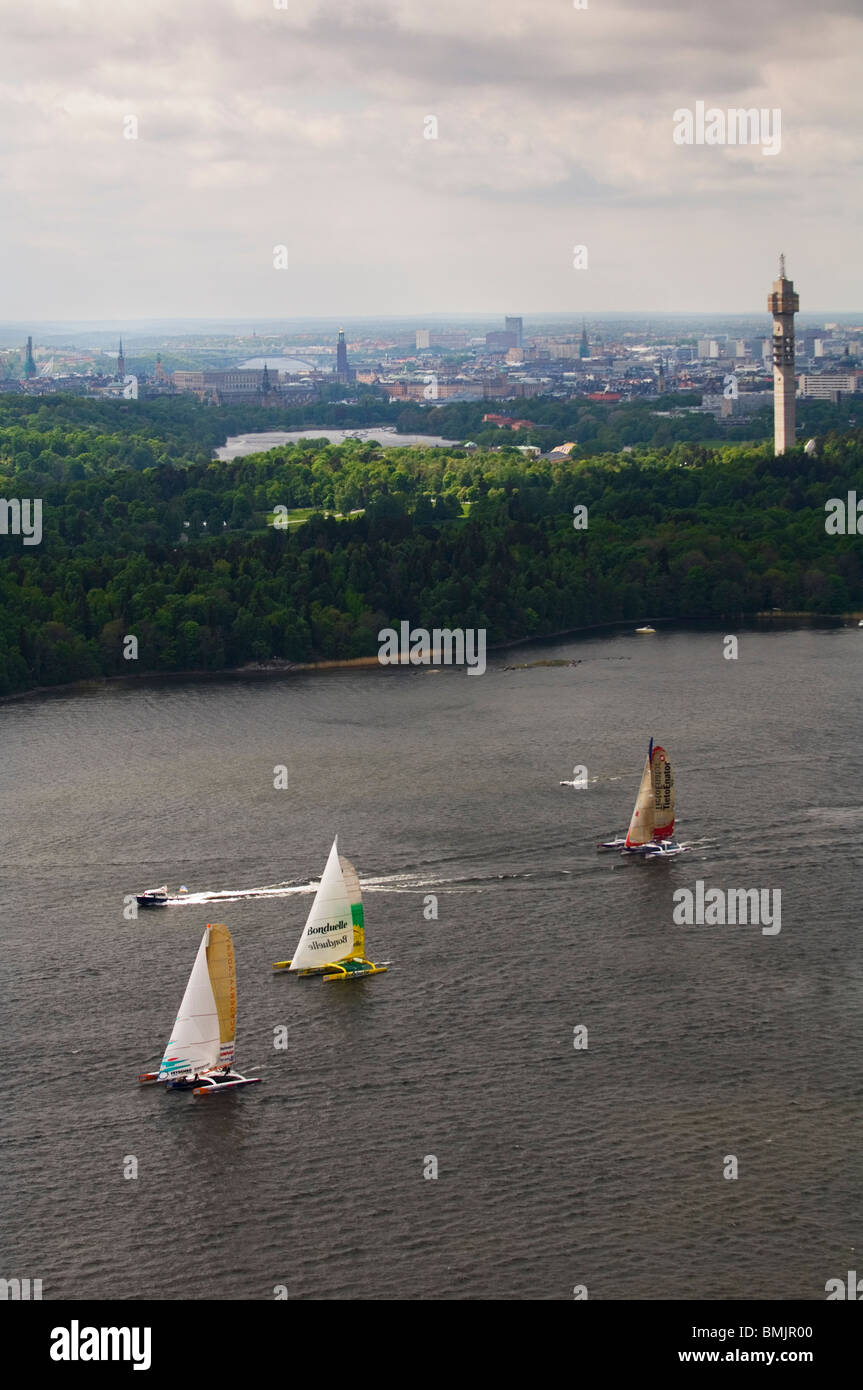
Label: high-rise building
xmin=505 ymin=316 xmax=523 ymax=348
xmin=697 ymin=338 xmax=720 ymax=359
xmin=798 ymin=373 xmax=858 ymax=401
xmin=336 ymin=327 xmax=349 ymax=380
xmin=416 ymin=329 xmax=430 ymax=350
xmin=117 ymin=338 xmax=125 ymax=379
xmin=486 ymin=330 xmax=517 ymax=350
xmin=24 ymin=336 xmax=37 ymax=379
xmin=767 ymin=254 xmax=799 ymax=455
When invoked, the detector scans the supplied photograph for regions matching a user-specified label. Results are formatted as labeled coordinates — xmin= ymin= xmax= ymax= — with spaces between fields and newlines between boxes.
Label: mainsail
xmin=625 ymin=739 xmax=674 ymax=846
xmin=289 ymin=837 xmax=363 ymax=971
xmin=158 ymin=924 xmax=236 ymax=1079
xmin=651 ymin=744 xmax=674 ymax=840
xmin=206 ymin=923 xmax=237 ymax=1068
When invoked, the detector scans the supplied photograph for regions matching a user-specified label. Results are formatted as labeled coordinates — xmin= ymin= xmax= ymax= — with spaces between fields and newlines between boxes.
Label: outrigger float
xmin=272 ymin=837 xmax=390 ymax=982
xmin=597 ymin=738 xmax=689 ymax=858
xmin=138 ymin=923 xmax=262 ymax=1094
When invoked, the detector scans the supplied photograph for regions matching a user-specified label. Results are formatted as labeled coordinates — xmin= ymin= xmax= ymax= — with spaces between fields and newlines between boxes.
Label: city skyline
xmin=0 ymin=0 xmax=860 ymax=318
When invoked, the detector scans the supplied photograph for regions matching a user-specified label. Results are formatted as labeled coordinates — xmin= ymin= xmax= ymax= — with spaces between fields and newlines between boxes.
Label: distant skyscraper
xmin=24 ymin=335 xmax=36 ymax=378
xmin=486 ymin=330 xmax=517 ymax=350
xmin=579 ymin=322 xmax=589 ymax=358
xmin=416 ymin=329 xmax=430 ymax=350
xmin=117 ymin=338 xmax=125 ymax=380
xmin=505 ymin=316 xmax=523 ymax=348
xmin=697 ymin=338 xmax=720 ymax=359
xmin=336 ymin=327 xmax=349 ymax=379
xmin=767 ymin=254 xmax=799 ymax=455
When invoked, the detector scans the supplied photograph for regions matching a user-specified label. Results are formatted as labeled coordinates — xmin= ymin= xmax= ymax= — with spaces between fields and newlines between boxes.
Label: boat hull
xmin=623 ymin=840 xmax=689 ymax=858
xmin=324 ymin=963 xmax=389 ymax=982
xmin=192 ymin=1078 xmax=263 ymax=1095
xmin=272 ymin=958 xmax=390 ymax=980
xmin=166 ymin=1071 xmax=261 ymax=1092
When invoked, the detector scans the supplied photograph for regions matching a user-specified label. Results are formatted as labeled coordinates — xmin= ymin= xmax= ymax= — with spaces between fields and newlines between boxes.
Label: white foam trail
xmin=164 ymin=870 xmax=464 ymax=906
xmin=166 ymin=883 xmax=315 ymax=906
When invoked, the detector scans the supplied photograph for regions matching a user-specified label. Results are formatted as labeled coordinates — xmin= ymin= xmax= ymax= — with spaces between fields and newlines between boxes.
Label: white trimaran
xmin=597 ymin=738 xmax=688 ymax=858
xmin=272 ymin=837 xmax=389 ymax=980
xmin=138 ymin=923 xmax=262 ymax=1093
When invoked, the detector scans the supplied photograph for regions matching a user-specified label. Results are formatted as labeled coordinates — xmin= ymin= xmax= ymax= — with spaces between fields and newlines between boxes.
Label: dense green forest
xmin=0 ymin=383 xmax=855 ymax=457
xmin=1 ymin=395 xmax=862 ymax=694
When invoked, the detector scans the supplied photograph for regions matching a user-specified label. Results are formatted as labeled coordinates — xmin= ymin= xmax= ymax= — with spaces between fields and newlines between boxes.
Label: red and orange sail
xmin=625 ymin=739 xmax=675 ymax=846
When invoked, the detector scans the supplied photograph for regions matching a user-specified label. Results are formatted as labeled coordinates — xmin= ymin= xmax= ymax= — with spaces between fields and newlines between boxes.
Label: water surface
xmin=2 ymin=628 xmax=860 ymax=1299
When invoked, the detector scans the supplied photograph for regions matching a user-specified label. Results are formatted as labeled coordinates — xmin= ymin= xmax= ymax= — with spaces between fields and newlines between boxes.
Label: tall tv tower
xmin=767 ymin=254 xmax=799 ymax=455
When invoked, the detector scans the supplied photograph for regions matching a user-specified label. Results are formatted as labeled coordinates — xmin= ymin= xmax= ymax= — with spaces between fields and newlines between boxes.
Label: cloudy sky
xmin=0 ymin=0 xmax=860 ymax=318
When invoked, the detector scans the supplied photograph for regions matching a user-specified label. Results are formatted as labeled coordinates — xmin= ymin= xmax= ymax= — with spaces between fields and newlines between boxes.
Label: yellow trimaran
xmin=272 ymin=837 xmax=389 ymax=982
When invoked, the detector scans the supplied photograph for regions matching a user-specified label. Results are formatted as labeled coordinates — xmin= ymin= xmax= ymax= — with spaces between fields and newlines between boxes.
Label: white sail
xmin=289 ymin=837 xmax=356 ymax=971
xmin=625 ymin=750 xmax=655 ymax=846
xmin=338 ymin=854 xmax=361 ymax=908
xmin=158 ymin=928 xmax=221 ymax=1079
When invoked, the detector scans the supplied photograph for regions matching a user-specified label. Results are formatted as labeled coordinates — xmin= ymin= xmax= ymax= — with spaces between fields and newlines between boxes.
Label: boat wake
xmin=163 ymin=881 xmax=314 ymax=906
xmin=162 ymin=867 xmax=545 ymax=905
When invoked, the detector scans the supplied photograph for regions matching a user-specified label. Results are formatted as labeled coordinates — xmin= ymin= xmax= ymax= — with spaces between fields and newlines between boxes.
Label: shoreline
xmin=3 ymin=610 xmax=861 ymax=704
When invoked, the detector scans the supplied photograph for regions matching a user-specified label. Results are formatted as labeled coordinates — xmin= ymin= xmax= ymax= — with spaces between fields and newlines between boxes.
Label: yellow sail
xmin=206 ymin=923 xmax=236 ymax=1067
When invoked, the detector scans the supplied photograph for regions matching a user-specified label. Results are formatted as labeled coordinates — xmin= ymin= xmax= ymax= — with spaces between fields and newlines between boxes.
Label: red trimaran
xmin=597 ymin=738 xmax=687 ymax=857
